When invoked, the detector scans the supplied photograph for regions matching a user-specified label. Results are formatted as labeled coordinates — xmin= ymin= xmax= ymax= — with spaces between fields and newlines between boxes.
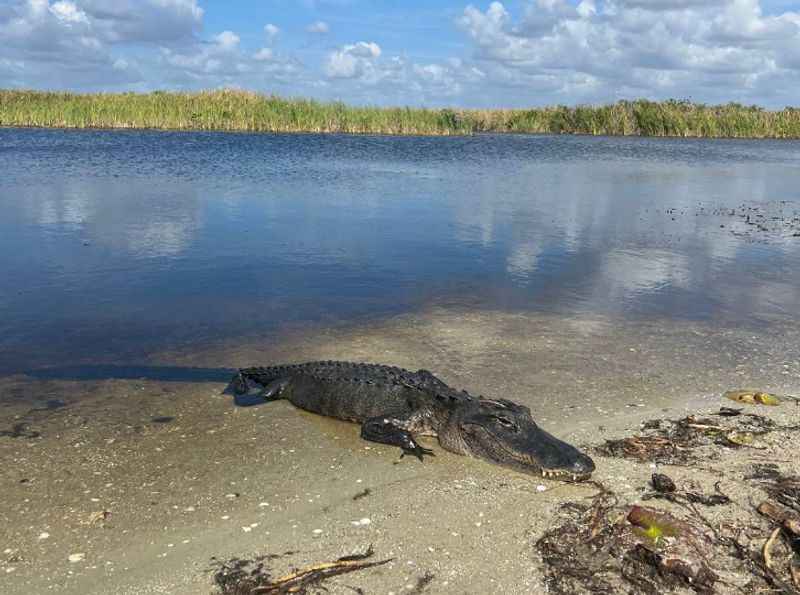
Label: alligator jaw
xmin=459 ymin=422 xmax=595 ymax=483
xmin=540 ymin=467 xmax=592 ymax=483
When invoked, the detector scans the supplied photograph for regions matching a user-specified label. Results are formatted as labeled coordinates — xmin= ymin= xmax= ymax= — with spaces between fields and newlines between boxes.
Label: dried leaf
xmin=763 ymin=527 xmax=781 ymax=570
xmin=724 ymin=390 xmax=781 ymax=406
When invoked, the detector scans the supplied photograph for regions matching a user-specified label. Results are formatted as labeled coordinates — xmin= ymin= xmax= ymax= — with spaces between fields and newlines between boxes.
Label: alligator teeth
xmin=540 ymin=469 xmax=587 ymax=482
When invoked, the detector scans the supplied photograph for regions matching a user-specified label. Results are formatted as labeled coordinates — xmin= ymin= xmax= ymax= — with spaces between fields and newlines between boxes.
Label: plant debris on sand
xmin=536 ymin=490 xmax=718 ymax=594
xmin=535 ymin=477 xmax=800 ymax=594
xmin=537 ymin=401 xmax=800 ymax=595
xmin=595 ymin=409 xmax=786 ymax=465
xmin=210 ymin=546 xmax=392 ymax=594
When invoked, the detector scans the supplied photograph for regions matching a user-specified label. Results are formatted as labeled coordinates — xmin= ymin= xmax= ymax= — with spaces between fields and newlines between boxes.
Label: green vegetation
xmin=2 ymin=89 xmax=799 ymax=138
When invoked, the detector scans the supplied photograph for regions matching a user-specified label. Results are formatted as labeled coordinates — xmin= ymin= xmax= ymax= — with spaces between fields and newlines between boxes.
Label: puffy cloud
xmin=49 ymin=1 xmax=88 ymax=24
xmin=411 ymin=61 xmax=472 ymax=98
xmin=62 ymin=0 xmax=202 ymax=43
xmin=2 ymin=0 xmax=799 ymax=106
xmin=215 ymin=30 xmax=240 ymax=50
xmin=320 ymin=45 xmax=484 ymax=105
xmin=264 ymin=23 xmax=280 ymax=42
xmin=0 ymin=1 xmax=308 ymax=92
xmin=456 ymin=0 xmax=800 ymax=105
xmin=0 ymin=0 xmax=206 ymax=89
xmin=160 ymin=29 xmax=302 ymax=86
xmin=307 ymin=20 xmax=329 ymax=34
xmin=324 ymin=41 xmax=381 ymax=79
xmin=253 ymin=47 xmax=274 ymax=61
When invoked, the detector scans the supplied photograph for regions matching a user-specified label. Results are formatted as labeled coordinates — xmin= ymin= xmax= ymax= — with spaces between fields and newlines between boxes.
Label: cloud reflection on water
xmin=1 ymin=130 xmax=799 ymax=371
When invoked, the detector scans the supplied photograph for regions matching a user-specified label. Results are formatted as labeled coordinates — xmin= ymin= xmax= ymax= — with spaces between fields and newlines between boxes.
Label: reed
xmin=1 ymin=90 xmax=799 ymax=138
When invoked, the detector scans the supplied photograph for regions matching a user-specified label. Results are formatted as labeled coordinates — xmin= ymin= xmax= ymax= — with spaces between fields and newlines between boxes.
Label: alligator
xmin=227 ymin=361 xmax=595 ymax=482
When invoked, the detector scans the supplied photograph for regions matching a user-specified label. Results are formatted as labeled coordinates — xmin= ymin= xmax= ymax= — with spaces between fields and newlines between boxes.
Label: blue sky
xmin=1 ymin=0 xmax=799 ymax=107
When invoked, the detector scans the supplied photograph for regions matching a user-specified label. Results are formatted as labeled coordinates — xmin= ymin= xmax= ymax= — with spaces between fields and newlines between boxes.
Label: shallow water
xmin=1 ymin=128 xmax=800 ymax=375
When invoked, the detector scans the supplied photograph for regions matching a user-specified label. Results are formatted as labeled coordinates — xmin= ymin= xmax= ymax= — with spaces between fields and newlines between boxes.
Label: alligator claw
xmin=401 ymin=444 xmax=435 ymax=462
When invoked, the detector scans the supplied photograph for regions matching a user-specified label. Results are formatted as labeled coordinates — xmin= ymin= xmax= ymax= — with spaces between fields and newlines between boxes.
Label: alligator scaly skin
xmin=230 ymin=360 xmax=596 ymax=481
xmin=238 ymin=360 xmax=469 ymax=421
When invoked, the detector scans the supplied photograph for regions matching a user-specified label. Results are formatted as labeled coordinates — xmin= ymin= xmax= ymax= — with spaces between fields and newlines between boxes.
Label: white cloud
xmin=160 ymin=28 xmax=303 ymax=89
xmin=264 ymin=23 xmax=280 ymax=42
xmin=412 ymin=63 xmax=463 ymax=97
xmin=73 ymin=0 xmax=203 ymax=43
xmin=1 ymin=0 xmax=799 ymax=106
xmin=307 ymin=20 xmax=329 ymax=34
xmin=253 ymin=47 xmax=273 ymax=61
xmin=49 ymin=1 xmax=88 ymax=24
xmin=324 ymin=41 xmax=381 ymax=79
xmin=0 ymin=1 xmax=309 ymax=92
xmin=215 ymin=30 xmax=240 ymax=50
xmin=456 ymin=0 xmax=800 ymax=106
xmin=0 ymin=0 xmax=208 ymax=89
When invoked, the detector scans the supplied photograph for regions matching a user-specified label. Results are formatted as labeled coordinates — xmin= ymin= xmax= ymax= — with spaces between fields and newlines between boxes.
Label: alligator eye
xmin=493 ymin=416 xmax=518 ymax=431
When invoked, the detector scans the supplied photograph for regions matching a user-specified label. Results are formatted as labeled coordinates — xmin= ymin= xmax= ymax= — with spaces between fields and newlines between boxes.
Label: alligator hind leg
xmin=361 ymin=415 xmax=435 ymax=462
xmin=258 ymin=378 xmax=290 ymax=400
xmin=228 ymin=373 xmax=290 ymax=407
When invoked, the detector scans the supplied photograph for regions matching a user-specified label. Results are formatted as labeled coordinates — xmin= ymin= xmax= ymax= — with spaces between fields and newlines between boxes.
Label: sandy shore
xmin=1 ymin=307 xmax=799 ymax=594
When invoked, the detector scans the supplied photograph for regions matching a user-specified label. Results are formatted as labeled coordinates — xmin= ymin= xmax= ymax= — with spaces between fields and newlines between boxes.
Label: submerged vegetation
xmin=2 ymin=89 xmax=800 ymax=138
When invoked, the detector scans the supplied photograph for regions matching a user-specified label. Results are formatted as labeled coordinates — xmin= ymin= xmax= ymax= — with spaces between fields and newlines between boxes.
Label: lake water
xmin=1 ymin=128 xmax=799 ymax=375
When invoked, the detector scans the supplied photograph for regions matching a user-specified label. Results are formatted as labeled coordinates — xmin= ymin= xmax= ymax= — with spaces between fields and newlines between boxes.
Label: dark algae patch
xmin=667 ymin=201 xmax=800 ymax=244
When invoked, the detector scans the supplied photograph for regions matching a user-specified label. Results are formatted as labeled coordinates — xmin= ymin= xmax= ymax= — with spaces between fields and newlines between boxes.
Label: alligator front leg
xmin=361 ymin=415 xmax=435 ymax=462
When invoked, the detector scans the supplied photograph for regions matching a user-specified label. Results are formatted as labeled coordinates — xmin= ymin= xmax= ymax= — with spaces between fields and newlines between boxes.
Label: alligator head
xmin=440 ymin=398 xmax=595 ymax=482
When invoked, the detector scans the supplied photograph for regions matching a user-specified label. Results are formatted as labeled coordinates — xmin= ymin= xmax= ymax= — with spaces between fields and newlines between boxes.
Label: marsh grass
xmin=2 ymin=90 xmax=799 ymax=138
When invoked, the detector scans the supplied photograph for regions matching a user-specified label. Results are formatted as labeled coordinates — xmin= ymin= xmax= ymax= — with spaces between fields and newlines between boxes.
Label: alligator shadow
xmin=24 ymin=365 xmax=237 ymax=383
xmin=1 ymin=365 xmax=268 ymax=439
xmin=19 ymin=365 xmax=264 ymax=407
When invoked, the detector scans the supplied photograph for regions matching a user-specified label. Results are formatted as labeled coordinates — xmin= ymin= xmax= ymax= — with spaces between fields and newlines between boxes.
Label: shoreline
xmin=2 ymin=307 xmax=799 ymax=593
xmin=4 ymin=123 xmax=800 ymax=142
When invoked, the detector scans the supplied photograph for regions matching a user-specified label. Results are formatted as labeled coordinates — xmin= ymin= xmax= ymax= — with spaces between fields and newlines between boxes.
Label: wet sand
xmin=1 ymin=307 xmax=799 ymax=593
